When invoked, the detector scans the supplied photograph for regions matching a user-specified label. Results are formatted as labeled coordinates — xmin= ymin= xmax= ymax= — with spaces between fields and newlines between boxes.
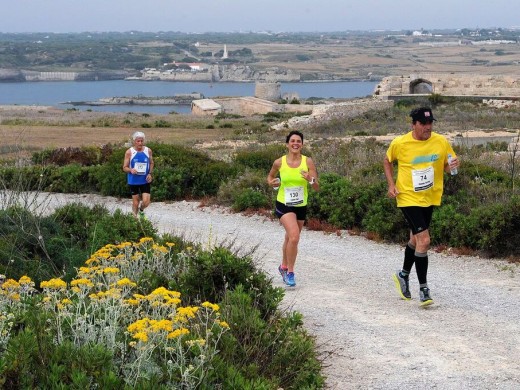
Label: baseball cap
xmin=410 ymin=107 xmax=436 ymax=124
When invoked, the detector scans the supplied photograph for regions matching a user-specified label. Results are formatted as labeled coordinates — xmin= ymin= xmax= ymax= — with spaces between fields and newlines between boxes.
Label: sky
xmin=1 ymin=0 xmax=519 ymax=34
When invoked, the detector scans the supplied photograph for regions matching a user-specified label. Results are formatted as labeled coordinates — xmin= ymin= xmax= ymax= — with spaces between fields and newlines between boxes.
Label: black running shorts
xmin=129 ymin=183 xmax=151 ymax=196
xmin=275 ymin=201 xmax=307 ymax=221
xmin=400 ymin=206 xmax=434 ymax=235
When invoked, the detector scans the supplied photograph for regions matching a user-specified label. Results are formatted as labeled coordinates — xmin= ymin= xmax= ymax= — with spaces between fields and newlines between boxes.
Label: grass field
xmin=202 ymin=35 xmax=520 ymax=80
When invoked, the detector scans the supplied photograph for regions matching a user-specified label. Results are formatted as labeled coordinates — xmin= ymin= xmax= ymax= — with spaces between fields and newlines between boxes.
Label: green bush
xmin=233 ymin=145 xmax=285 ymax=172
xmin=215 ymin=286 xmax=324 ymax=389
xmin=217 ymin=169 xmax=273 ymax=211
xmin=308 ymin=173 xmax=358 ymax=228
xmin=432 ymin=196 xmax=520 ymax=256
xmin=0 ymin=203 xmax=156 ymax=283
xmin=232 ymin=188 xmax=269 ymax=211
xmin=45 ymin=164 xmax=94 ymax=193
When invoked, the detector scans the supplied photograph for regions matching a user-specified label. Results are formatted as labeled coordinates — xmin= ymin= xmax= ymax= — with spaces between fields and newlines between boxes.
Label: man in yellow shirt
xmin=383 ymin=107 xmax=460 ymax=306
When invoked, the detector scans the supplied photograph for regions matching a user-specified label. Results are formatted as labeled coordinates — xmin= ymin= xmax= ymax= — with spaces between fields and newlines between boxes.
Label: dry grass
xmin=206 ymin=37 xmax=520 ymax=80
xmin=0 ymin=107 xmax=241 ymax=160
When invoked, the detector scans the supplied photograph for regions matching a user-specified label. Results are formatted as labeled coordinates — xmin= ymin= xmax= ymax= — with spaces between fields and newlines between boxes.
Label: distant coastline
xmin=0 ymin=67 xmax=378 ymax=83
xmin=62 ymin=93 xmax=204 ymax=106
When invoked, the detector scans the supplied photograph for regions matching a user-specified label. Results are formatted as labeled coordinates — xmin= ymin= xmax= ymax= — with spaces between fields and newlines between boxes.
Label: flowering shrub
xmin=0 ymin=275 xmax=36 ymax=351
xmin=0 ymin=236 xmax=323 ymax=388
xmin=1 ymin=239 xmax=229 ymax=388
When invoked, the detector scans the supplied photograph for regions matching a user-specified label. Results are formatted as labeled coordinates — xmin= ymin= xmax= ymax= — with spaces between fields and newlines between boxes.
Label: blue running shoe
xmin=278 ymin=265 xmax=288 ymax=284
xmin=286 ymin=272 xmax=296 ymax=287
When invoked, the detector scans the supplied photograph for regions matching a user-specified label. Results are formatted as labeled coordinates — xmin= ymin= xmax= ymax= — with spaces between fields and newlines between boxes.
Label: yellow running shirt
xmin=386 ymin=132 xmax=456 ymax=207
xmin=276 ymin=155 xmax=309 ymax=206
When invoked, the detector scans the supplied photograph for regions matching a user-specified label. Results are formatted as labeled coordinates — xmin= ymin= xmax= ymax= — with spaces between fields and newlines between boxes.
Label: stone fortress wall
xmin=0 ymin=64 xmax=300 ymax=83
xmin=374 ymin=74 xmax=520 ymax=98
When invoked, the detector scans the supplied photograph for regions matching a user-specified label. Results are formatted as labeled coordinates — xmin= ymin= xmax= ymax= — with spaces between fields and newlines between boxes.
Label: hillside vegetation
xmin=1 ymin=99 xmax=519 ymax=258
xmin=2 ymin=29 xmax=520 ymax=80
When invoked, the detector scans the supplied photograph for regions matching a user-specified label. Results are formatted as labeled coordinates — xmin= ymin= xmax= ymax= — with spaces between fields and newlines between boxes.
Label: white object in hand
xmin=448 ymin=154 xmax=458 ymax=175
xmin=273 ymin=178 xmax=280 ymax=190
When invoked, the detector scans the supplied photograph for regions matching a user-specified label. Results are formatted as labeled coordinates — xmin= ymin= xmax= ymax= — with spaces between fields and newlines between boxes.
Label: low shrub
xmin=0 ymin=236 xmax=323 ymax=389
xmin=233 ymin=144 xmax=286 ymax=172
xmin=217 ymin=169 xmax=273 ymax=211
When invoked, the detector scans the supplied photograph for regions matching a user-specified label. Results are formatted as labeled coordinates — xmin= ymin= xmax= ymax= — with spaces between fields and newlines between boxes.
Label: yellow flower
xmin=117 ymin=242 xmax=132 ymax=249
xmin=102 ymin=267 xmax=120 ymax=274
xmin=70 ymin=278 xmax=94 ymax=288
xmin=202 ymin=301 xmax=220 ymax=312
xmin=77 ymin=267 xmax=92 ymax=275
xmin=165 ymin=297 xmax=181 ymax=306
xmin=104 ymin=288 xmax=122 ymax=299
xmin=40 ymin=278 xmax=67 ymax=290
xmin=218 ymin=320 xmax=230 ymax=329
xmin=9 ymin=293 xmax=20 ymax=301
xmin=124 ymin=298 xmax=139 ymax=306
xmin=186 ymin=338 xmax=206 ymax=347
xmin=128 ymin=318 xmax=150 ymax=333
xmin=167 ymin=328 xmax=190 ymax=339
xmin=132 ymin=331 xmax=148 ymax=342
xmin=18 ymin=276 xmax=33 ymax=286
xmin=116 ymin=278 xmax=137 ymax=288
xmin=165 ymin=242 xmax=176 ymax=247
xmin=61 ymin=298 xmax=73 ymax=305
xmin=152 ymin=244 xmax=168 ymax=254
xmin=150 ymin=319 xmax=173 ymax=332
xmin=85 ymin=257 xmax=99 ymax=266
xmin=175 ymin=306 xmax=199 ymax=322
xmin=2 ymin=279 xmax=20 ymax=290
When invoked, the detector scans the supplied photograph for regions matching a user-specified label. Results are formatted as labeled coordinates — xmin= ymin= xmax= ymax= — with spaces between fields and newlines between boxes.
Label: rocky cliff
xmin=137 ymin=65 xmax=300 ymax=83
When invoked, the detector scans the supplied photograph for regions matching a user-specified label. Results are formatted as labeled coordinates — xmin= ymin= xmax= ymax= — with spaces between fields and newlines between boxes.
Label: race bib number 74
xmin=412 ymin=166 xmax=434 ymax=192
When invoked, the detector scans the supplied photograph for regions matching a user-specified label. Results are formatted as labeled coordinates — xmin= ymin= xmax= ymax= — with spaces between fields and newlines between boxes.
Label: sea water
xmin=0 ymin=80 xmax=378 ymax=114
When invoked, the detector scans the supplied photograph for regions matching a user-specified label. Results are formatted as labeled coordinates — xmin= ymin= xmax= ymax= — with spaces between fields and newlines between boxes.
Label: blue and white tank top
xmin=127 ymin=147 xmax=151 ymax=185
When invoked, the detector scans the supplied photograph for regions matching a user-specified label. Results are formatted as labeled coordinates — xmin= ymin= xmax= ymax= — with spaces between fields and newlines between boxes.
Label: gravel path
xmin=36 ymin=193 xmax=520 ymax=389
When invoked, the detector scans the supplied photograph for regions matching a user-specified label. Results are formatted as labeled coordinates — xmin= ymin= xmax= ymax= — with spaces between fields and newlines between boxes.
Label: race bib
xmin=134 ymin=162 xmax=147 ymax=175
xmin=412 ymin=166 xmax=434 ymax=192
xmin=284 ymin=186 xmax=304 ymax=205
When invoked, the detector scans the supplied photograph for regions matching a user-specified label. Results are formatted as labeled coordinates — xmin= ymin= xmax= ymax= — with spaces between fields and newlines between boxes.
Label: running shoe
xmin=392 ymin=270 xmax=411 ymax=300
xmin=278 ymin=265 xmax=288 ymax=284
xmin=419 ymin=287 xmax=434 ymax=307
xmin=286 ymin=272 xmax=296 ymax=287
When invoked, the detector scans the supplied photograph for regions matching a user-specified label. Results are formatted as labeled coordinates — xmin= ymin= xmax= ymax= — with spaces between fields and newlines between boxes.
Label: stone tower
xmin=222 ymin=45 xmax=228 ymax=59
xmin=255 ymin=82 xmax=281 ymax=101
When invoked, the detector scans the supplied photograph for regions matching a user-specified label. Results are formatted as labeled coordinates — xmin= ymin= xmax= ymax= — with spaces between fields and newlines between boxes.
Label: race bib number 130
xmin=284 ymin=186 xmax=304 ymax=205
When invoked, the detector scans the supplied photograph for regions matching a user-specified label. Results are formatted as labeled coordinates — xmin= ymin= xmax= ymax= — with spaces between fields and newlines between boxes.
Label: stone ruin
xmin=255 ymin=82 xmax=281 ymax=101
xmin=374 ymin=73 xmax=520 ymax=99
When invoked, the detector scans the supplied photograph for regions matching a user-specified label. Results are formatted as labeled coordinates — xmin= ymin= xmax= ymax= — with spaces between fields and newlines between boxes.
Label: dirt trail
xmin=39 ymin=193 xmax=520 ymax=389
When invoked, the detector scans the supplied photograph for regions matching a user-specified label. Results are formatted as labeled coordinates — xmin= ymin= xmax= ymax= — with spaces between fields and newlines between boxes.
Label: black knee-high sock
xmin=414 ymin=251 xmax=429 ymax=286
xmin=401 ymin=242 xmax=416 ymax=276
